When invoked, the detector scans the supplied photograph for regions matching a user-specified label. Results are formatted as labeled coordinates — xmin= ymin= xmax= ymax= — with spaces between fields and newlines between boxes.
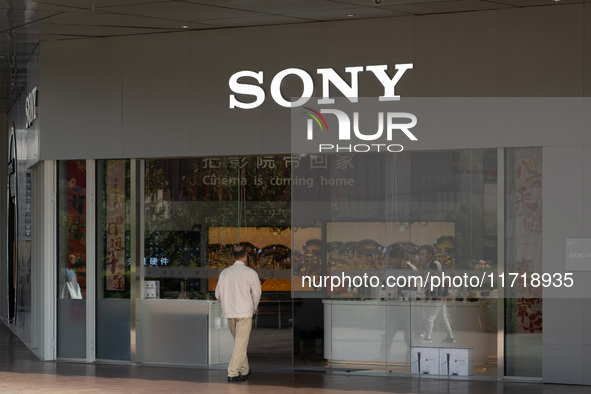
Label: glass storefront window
xmin=143 ymin=156 xmax=293 ymax=297
xmin=96 ymin=160 xmax=131 ymax=361
xmin=293 ymin=149 xmax=499 ymax=377
xmin=55 ymin=150 xmax=540 ymax=376
xmin=504 ymin=148 xmax=543 ymax=377
xmin=57 ymin=160 xmax=87 ymax=358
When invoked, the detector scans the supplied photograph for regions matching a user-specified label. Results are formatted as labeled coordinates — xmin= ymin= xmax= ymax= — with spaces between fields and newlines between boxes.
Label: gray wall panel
xmin=542 ymin=146 xmax=591 ymax=383
xmin=40 ymin=39 xmax=122 ymax=160
xmin=584 ymin=345 xmax=591 ymax=385
xmin=585 ymin=144 xmax=591 ymax=233
xmin=414 ymin=11 xmax=497 ymax=97
xmin=586 ymin=6 xmax=591 ymax=97
xmin=121 ymin=33 xmax=192 ymax=158
xmin=584 ymin=299 xmax=591 ymax=346
xmin=330 ymin=17 xmax=415 ymax=98
xmin=543 ymin=298 xmax=583 ymax=345
xmin=542 ymin=146 xmax=585 ymax=298
xmin=543 ymin=344 xmax=583 ymax=384
xmin=497 ymin=5 xmax=584 ymax=97
xmin=190 ymin=28 xmax=263 ymax=157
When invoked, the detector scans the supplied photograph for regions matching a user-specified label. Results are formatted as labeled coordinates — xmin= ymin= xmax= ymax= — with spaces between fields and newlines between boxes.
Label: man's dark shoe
xmin=228 ymin=375 xmax=247 ymax=382
xmin=240 ymin=370 xmax=251 ymax=377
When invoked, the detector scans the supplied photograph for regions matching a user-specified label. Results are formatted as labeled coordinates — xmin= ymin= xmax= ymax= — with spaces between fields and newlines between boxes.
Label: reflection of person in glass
xmin=419 ymin=245 xmax=455 ymax=344
xmin=380 ymin=245 xmax=413 ymax=362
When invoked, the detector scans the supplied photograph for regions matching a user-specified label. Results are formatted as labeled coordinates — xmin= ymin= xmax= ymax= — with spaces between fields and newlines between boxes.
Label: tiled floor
xmin=0 ymin=322 xmax=590 ymax=393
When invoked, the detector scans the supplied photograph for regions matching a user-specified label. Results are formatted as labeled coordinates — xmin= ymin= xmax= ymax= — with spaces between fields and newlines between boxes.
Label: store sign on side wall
xmin=25 ymin=87 xmax=38 ymax=128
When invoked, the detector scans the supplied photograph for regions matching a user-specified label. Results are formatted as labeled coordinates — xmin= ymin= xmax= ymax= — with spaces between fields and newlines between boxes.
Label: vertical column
xmin=130 ymin=159 xmax=145 ymax=363
xmin=86 ymin=160 xmax=96 ymax=362
xmin=1 ymin=118 xmax=9 ymax=327
xmin=497 ymin=148 xmax=505 ymax=379
xmin=35 ymin=160 xmax=57 ymax=360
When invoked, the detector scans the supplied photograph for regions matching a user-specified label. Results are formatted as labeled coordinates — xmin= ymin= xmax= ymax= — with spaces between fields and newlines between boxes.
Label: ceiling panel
xmin=38 ymin=22 xmax=172 ymax=37
xmin=29 ymin=0 xmax=165 ymax=9
xmin=43 ymin=11 xmax=205 ymax=29
xmin=482 ymin=0 xmax=581 ymax=6
xmin=197 ymin=14 xmax=309 ymax=27
xmin=335 ymin=0 xmax=448 ymax=5
xmin=0 ymin=9 xmax=61 ymax=24
xmin=388 ymin=0 xmax=509 ymax=14
xmin=290 ymin=6 xmax=409 ymax=20
xmin=184 ymin=0 xmax=356 ymax=13
xmin=105 ymin=2 xmax=263 ymax=22
xmin=0 ymin=1 xmax=72 ymax=11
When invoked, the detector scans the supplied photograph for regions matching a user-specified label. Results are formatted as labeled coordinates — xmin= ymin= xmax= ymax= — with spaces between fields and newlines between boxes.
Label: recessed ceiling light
xmin=181 ymin=25 xmax=190 ymax=29
xmin=345 ymin=14 xmax=355 ymax=17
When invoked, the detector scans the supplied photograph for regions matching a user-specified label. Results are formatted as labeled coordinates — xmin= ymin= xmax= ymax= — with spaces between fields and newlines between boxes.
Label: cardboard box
xmin=411 ymin=347 xmax=440 ymax=375
xmin=145 ymin=280 xmax=160 ymax=299
xmin=439 ymin=348 xmax=474 ymax=376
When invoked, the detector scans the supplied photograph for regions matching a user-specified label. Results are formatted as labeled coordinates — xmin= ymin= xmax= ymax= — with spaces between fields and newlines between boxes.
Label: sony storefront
xmin=4 ymin=5 xmax=591 ymax=385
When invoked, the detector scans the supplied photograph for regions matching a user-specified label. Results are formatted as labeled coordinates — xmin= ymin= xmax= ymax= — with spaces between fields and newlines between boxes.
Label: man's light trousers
xmin=227 ymin=317 xmax=252 ymax=377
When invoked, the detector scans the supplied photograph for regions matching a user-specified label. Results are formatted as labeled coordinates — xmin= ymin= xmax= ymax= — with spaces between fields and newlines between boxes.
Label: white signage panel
xmin=566 ymin=238 xmax=591 ymax=271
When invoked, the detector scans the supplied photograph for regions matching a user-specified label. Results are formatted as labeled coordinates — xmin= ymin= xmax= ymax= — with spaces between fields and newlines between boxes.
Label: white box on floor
xmin=145 ymin=280 xmax=160 ymax=299
xmin=439 ymin=348 xmax=474 ymax=376
xmin=411 ymin=347 xmax=440 ymax=375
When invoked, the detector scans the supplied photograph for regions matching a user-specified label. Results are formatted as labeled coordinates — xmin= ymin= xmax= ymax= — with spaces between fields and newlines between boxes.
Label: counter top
xmin=142 ymin=298 xmax=217 ymax=302
xmin=322 ymin=299 xmax=485 ymax=306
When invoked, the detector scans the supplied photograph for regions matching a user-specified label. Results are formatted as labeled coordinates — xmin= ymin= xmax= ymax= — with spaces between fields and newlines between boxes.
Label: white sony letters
xmin=25 ymin=86 xmax=38 ymax=128
xmin=270 ymin=68 xmax=314 ymax=108
xmin=229 ymin=64 xmax=413 ymax=109
xmin=228 ymin=71 xmax=264 ymax=109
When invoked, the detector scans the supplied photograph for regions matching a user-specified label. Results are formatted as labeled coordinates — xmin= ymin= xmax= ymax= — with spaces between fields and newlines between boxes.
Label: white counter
xmin=137 ymin=299 xmax=232 ymax=366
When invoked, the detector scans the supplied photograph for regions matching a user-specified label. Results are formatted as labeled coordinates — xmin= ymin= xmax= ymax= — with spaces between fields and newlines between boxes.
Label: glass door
xmin=141 ymin=156 xmax=294 ymax=368
xmin=95 ymin=160 xmax=131 ymax=361
xmin=56 ymin=160 xmax=87 ymax=359
xmin=57 ymin=159 xmax=133 ymax=362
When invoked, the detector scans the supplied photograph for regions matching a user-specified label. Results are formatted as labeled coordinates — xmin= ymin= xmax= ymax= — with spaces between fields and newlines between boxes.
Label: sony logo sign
xmin=229 ymin=64 xmax=413 ymax=109
xmin=25 ymin=87 xmax=38 ymax=129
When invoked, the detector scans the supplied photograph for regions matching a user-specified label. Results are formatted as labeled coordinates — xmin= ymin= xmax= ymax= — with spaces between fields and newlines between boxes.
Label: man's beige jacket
xmin=215 ymin=261 xmax=262 ymax=318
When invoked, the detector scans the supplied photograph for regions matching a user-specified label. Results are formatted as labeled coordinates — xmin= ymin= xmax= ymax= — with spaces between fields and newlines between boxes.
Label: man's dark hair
xmin=233 ymin=245 xmax=247 ymax=260
xmin=418 ymin=245 xmax=434 ymax=255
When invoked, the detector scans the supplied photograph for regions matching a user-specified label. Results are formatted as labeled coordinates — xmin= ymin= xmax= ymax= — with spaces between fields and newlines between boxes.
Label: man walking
xmin=418 ymin=245 xmax=455 ymax=344
xmin=215 ymin=245 xmax=262 ymax=382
